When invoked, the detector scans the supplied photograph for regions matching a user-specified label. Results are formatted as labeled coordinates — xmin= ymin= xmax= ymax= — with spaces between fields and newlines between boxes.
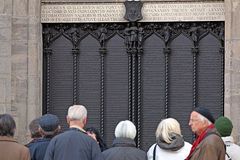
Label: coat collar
xmin=222 ymin=136 xmax=234 ymax=143
xmin=0 ymin=136 xmax=18 ymax=143
xmin=112 ymin=137 xmax=136 ymax=147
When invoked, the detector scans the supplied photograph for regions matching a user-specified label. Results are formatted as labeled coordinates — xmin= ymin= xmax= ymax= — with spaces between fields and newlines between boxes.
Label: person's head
xmin=115 ymin=120 xmax=136 ymax=140
xmin=0 ymin=114 xmax=16 ymax=137
xmin=39 ymin=114 xmax=61 ymax=137
xmin=86 ymin=127 xmax=107 ymax=151
xmin=189 ymin=107 xmax=215 ymax=136
xmin=29 ymin=118 xmax=42 ymax=139
xmin=67 ymin=105 xmax=87 ymax=128
xmin=155 ymin=118 xmax=182 ymax=144
xmin=215 ymin=116 xmax=233 ymax=137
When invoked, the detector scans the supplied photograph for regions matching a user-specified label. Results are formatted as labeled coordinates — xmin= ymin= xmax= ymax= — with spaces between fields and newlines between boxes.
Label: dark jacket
xmin=103 ymin=137 xmax=147 ymax=160
xmin=44 ymin=128 xmax=104 ymax=160
xmin=188 ymin=127 xmax=226 ymax=160
xmin=26 ymin=137 xmax=51 ymax=160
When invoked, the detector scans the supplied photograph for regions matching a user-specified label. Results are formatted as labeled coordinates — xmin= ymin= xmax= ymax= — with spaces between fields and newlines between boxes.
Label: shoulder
xmin=147 ymin=143 xmax=157 ymax=153
xmin=184 ymin=141 xmax=192 ymax=148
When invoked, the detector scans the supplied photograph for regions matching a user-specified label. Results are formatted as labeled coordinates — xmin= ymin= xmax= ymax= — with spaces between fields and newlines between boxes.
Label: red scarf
xmin=185 ymin=124 xmax=214 ymax=160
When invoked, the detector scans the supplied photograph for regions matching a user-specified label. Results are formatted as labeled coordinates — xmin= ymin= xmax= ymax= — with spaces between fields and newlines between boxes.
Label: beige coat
xmin=189 ymin=128 xmax=226 ymax=160
xmin=0 ymin=136 xmax=30 ymax=160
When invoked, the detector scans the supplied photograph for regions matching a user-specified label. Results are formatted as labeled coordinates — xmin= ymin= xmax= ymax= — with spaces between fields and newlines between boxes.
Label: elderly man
xmin=44 ymin=105 xmax=103 ymax=160
xmin=186 ymin=107 xmax=225 ymax=160
xmin=0 ymin=114 xmax=30 ymax=160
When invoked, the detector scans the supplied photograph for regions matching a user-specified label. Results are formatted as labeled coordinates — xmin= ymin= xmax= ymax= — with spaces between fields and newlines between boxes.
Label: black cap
xmin=39 ymin=114 xmax=60 ymax=132
xmin=194 ymin=107 xmax=215 ymax=123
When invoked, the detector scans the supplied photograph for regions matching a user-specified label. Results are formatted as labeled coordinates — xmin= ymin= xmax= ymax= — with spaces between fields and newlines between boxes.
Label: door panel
xmin=105 ymin=35 xmax=129 ymax=145
xmin=141 ymin=34 xmax=165 ymax=151
xmin=78 ymin=35 xmax=101 ymax=129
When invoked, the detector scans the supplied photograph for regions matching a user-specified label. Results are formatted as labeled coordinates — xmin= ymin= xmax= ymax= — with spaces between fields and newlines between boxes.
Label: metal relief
xmin=124 ymin=1 xmax=143 ymax=22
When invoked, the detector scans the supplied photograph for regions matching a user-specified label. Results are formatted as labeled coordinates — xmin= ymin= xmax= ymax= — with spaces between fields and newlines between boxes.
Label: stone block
xmin=28 ymin=17 xmax=41 ymax=42
xmin=0 ymin=78 xmax=7 ymax=103
xmin=0 ymin=104 xmax=7 ymax=114
xmin=232 ymin=1 xmax=240 ymax=39
xmin=0 ymin=41 xmax=11 ymax=56
xmin=0 ymin=16 xmax=11 ymax=41
xmin=0 ymin=57 xmax=11 ymax=74
xmin=0 ymin=0 xmax=4 ymax=14
xmin=29 ymin=0 xmax=41 ymax=16
xmin=11 ymin=79 xmax=27 ymax=104
xmin=12 ymin=18 xmax=28 ymax=41
xmin=232 ymin=40 xmax=240 ymax=58
xmin=28 ymin=43 xmax=39 ymax=75
xmin=3 ymin=0 xmax=13 ymax=15
xmin=13 ymin=0 xmax=28 ymax=16
xmin=27 ymin=76 xmax=41 ymax=112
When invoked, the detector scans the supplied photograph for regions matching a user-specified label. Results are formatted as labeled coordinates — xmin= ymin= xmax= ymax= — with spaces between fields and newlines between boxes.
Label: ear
xmin=66 ymin=116 xmax=70 ymax=124
xmin=83 ymin=117 xmax=87 ymax=126
xmin=38 ymin=127 xmax=45 ymax=136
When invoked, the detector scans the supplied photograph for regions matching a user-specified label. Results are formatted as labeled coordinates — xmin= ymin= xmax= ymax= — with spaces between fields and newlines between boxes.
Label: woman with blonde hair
xmin=147 ymin=118 xmax=191 ymax=160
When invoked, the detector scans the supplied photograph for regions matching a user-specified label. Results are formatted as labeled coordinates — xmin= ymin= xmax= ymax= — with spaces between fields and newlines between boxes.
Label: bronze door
xmin=43 ymin=22 xmax=224 ymax=150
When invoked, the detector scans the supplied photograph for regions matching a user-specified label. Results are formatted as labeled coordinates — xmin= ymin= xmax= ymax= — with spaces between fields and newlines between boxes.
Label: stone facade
xmin=0 ymin=0 xmax=42 ymax=142
xmin=0 ymin=0 xmax=240 ymax=145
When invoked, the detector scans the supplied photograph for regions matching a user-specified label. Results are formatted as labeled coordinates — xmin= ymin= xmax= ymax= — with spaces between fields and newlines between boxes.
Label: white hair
xmin=197 ymin=112 xmax=212 ymax=125
xmin=67 ymin=105 xmax=87 ymax=122
xmin=115 ymin=120 xmax=136 ymax=140
xmin=155 ymin=118 xmax=182 ymax=144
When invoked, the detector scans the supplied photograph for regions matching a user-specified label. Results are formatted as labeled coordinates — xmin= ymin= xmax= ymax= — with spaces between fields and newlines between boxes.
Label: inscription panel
xmin=41 ymin=2 xmax=224 ymax=23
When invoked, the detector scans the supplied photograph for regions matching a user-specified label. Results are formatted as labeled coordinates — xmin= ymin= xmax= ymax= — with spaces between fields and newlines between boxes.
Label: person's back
xmin=147 ymin=118 xmax=192 ymax=160
xmin=223 ymin=136 xmax=240 ymax=160
xmin=103 ymin=120 xmax=147 ymax=160
xmin=28 ymin=114 xmax=61 ymax=160
xmin=27 ymin=137 xmax=51 ymax=160
xmin=45 ymin=128 xmax=102 ymax=160
xmin=0 ymin=136 xmax=30 ymax=160
xmin=0 ymin=114 xmax=30 ymax=160
xmin=44 ymin=105 xmax=103 ymax=160
xmin=215 ymin=116 xmax=240 ymax=160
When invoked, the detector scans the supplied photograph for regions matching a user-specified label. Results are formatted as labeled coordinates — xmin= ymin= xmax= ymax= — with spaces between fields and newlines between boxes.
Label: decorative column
xmin=163 ymin=47 xmax=171 ymax=118
xmin=44 ymin=48 xmax=52 ymax=113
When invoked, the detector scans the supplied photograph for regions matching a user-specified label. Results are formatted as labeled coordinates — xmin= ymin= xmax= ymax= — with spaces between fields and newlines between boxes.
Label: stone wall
xmin=0 ymin=0 xmax=42 ymax=143
xmin=225 ymin=0 xmax=240 ymax=144
xmin=0 ymin=0 xmax=239 ymax=145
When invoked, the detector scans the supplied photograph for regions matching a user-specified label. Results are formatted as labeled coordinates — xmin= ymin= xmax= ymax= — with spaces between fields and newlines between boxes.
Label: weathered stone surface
xmin=0 ymin=0 xmax=4 ymax=14
xmin=0 ymin=16 xmax=11 ymax=41
xmin=0 ymin=41 xmax=11 ymax=56
xmin=3 ymin=0 xmax=13 ymax=15
xmin=28 ymin=17 xmax=41 ymax=42
xmin=29 ymin=0 xmax=41 ymax=16
xmin=12 ymin=18 xmax=28 ymax=41
xmin=225 ymin=0 xmax=240 ymax=144
xmin=13 ymin=0 xmax=28 ymax=16
xmin=0 ymin=58 xmax=11 ymax=74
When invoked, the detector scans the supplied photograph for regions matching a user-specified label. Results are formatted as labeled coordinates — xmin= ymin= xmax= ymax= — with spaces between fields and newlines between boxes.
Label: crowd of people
xmin=0 ymin=105 xmax=239 ymax=160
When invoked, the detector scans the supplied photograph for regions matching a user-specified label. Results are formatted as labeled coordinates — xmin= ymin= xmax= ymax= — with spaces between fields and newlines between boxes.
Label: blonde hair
xmin=67 ymin=105 xmax=87 ymax=122
xmin=155 ymin=118 xmax=182 ymax=144
xmin=115 ymin=120 xmax=136 ymax=140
